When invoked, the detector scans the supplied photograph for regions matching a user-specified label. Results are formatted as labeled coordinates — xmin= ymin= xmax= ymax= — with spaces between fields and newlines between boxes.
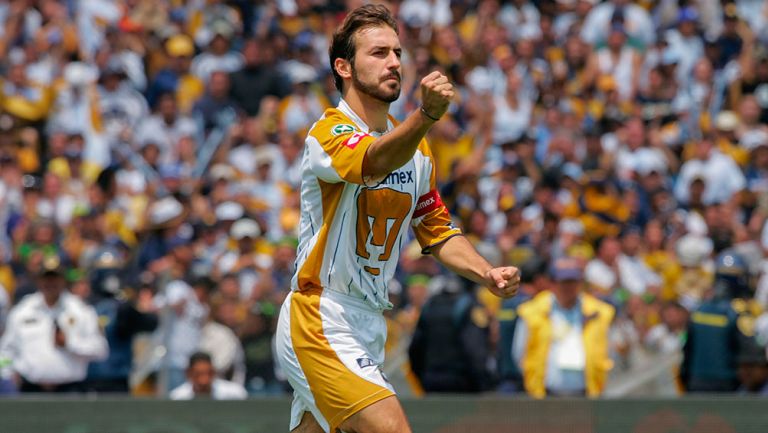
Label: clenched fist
xmin=420 ymin=71 xmax=454 ymax=122
xmin=485 ymin=266 xmax=521 ymax=299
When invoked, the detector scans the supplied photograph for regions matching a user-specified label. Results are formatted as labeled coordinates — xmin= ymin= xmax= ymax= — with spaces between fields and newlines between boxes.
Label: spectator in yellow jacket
xmin=514 ymin=257 xmax=615 ymax=398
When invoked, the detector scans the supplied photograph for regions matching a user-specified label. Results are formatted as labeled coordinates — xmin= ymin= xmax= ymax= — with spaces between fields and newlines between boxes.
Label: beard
xmin=351 ymin=65 xmax=401 ymax=103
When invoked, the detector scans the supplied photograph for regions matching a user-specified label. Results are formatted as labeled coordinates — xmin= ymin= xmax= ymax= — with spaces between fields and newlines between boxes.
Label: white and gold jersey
xmin=292 ymin=100 xmax=461 ymax=310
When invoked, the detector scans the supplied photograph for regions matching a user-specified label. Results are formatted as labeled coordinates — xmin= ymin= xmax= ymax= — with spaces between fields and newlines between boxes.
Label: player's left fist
xmin=485 ymin=266 xmax=521 ymax=299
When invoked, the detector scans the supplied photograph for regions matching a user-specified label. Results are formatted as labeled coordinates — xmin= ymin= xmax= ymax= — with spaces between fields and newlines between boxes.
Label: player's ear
xmin=335 ymin=58 xmax=352 ymax=81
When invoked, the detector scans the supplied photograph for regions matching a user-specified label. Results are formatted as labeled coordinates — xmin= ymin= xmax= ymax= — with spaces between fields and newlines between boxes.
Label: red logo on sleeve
xmin=344 ymin=132 xmax=369 ymax=149
xmin=414 ymin=189 xmax=444 ymax=218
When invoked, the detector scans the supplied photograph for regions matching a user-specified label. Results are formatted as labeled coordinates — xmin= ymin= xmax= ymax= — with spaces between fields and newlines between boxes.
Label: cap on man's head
xmin=551 ymin=257 xmax=583 ymax=281
xmin=215 ymin=201 xmax=245 ymax=222
xmin=715 ymin=111 xmax=740 ymax=132
xmin=40 ymin=255 xmax=65 ymax=277
xmin=166 ymin=34 xmax=195 ymax=57
xmin=677 ymin=6 xmax=699 ymax=24
xmin=230 ymin=218 xmax=261 ymax=240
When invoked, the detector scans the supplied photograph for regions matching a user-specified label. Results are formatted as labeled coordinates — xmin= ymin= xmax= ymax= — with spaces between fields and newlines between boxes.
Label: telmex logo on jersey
xmin=379 ymin=170 xmax=414 ymax=185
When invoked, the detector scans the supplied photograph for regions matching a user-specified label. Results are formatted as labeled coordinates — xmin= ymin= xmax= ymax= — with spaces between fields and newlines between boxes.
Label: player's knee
xmin=292 ymin=412 xmax=324 ymax=433
xmin=379 ymin=415 xmax=411 ymax=433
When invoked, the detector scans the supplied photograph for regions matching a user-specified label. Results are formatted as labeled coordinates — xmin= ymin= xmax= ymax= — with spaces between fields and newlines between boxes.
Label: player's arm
xmin=429 ymin=235 xmax=520 ymax=298
xmin=362 ymin=72 xmax=453 ymax=178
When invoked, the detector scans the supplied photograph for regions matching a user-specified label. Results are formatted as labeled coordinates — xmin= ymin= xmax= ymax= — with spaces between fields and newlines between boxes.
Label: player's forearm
xmin=362 ymin=109 xmax=436 ymax=178
xmin=430 ymin=235 xmax=494 ymax=287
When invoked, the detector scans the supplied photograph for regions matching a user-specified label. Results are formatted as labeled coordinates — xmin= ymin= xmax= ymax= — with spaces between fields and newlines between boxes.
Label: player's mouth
xmin=382 ymin=73 xmax=400 ymax=83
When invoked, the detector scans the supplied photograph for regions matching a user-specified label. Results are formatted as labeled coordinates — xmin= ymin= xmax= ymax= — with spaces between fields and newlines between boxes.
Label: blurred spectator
xmin=239 ymin=301 xmax=283 ymax=395
xmin=146 ymin=34 xmax=204 ymax=114
xmin=409 ymin=276 xmax=493 ymax=393
xmin=83 ymin=248 xmax=158 ymax=393
xmin=135 ymin=92 xmax=199 ymax=167
xmin=198 ymin=286 xmax=246 ymax=386
xmin=153 ymin=268 xmax=211 ymax=392
xmin=497 ymin=255 xmax=550 ymax=394
xmin=674 ymin=136 xmax=745 ymax=206
xmin=514 ymin=257 xmax=615 ymax=398
xmin=193 ymin=70 xmax=239 ymax=132
xmin=169 ymin=351 xmax=247 ymax=400
xmin=736 ymin=336 xmax=768 ymax=395
xmin=681 ymin=250 xmax=753 ymax=392
xmin=191 ymin=24 xmax=243 ymax=84
xmin=229 ymin=38 xmax=289 ymax=116
xmin=0 ymin=256 xmax=107 ymax=392
xmin=644 ymin=302 xmax=689 ymax=355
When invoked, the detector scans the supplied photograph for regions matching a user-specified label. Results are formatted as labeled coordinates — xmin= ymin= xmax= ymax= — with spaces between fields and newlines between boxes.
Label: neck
xmin=554 ymin=292 xmax=578 ymax=310
xmin=43 ymin=294 xmax=60 ymax=308
xmin=342 ymin=88 xmax=390 ymax=133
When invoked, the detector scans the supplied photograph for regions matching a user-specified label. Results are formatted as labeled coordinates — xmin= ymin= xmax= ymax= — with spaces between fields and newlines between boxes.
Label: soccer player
xmin=274 ymin=5 xmax=521 ymax=433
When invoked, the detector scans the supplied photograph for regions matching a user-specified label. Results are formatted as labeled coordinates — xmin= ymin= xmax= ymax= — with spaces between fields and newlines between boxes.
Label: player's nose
xmin=386 ymin=51 xmax=401 ymax=70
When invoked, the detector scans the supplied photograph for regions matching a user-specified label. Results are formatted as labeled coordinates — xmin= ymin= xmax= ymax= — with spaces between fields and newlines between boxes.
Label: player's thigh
xmin=337 ymin=395 xmax=412 ymax=433
xmin=291 ymin=411 xmax=325 ymax=433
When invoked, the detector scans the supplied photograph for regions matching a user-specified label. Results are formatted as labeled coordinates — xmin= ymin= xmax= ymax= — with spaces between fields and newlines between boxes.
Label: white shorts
xmin=274 ymin=288 xmax=395 ymax=433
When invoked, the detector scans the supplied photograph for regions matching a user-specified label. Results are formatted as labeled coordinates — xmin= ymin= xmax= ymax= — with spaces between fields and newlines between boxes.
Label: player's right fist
xmin=420 ymin=71 xmax=453 ymax=122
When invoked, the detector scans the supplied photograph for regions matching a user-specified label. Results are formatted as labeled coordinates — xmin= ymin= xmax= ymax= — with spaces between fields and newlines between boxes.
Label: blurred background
xmin=0 ymin=0 xmax=766 ymax=426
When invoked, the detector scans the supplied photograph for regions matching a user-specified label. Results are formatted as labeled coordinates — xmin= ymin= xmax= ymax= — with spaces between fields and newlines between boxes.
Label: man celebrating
xmin=274 ymin=5 xmax=520 ymax=433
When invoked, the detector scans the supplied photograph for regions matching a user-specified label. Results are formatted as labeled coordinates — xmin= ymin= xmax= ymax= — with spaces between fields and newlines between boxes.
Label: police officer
xmin=408 ymin=275 xmax=492 ymax=393
xmin=83 ymin=248 xmax=159 ymax=393
xmin=681 ymin=249 xmax=758 ymax=393
xmin=0 ymin=256 xmax=108 ymax=392
xmin=496 ymin=256 xmax=549 ymax=393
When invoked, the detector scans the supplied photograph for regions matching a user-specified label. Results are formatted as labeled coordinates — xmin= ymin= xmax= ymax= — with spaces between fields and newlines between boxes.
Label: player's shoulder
xmin=308 ymin=108 xmax=359 ymax=140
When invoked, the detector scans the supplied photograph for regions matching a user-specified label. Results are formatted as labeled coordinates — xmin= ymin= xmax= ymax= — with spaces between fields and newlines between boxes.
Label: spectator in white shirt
xmin=169 ymin=351 xmax=247 ymax=400
xmin=674 ymin=136 xmax=746 ymax=206
xmin=0 ymin=257 xmax=108 ymax=392
xmin=617 ymin=226 xmax=662 ymax=296
xmin=134 ymin=93 xmax=200 ymax=167
xmin=153 ymin=271 xmax=211 ymax=393
xmin=191 ymin=30 xmax=244 ymax=84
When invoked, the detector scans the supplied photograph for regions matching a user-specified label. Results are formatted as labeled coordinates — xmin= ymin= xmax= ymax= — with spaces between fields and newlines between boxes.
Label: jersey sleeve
xmin=305 ymin=114 xmax=378 ymax=185
xmin=411 ymin=141 xmax=462 ymax=253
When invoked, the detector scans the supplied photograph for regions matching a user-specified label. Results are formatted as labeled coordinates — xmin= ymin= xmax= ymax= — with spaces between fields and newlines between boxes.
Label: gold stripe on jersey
xmin=297 ymin=180 xmax=344 ymax=290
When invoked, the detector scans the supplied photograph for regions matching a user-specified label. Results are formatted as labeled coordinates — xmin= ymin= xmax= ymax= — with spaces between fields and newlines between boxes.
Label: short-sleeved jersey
xmin=292 ymin=99 xmax=461 ymax=310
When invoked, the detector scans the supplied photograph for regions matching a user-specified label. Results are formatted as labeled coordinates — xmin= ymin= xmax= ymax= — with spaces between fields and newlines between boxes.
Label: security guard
xmin=83 ymin=248 xmax=159 ymax=392
xmin=681 ymin=249 xmax=761 ymax=393
xmin=496 ymin=256 xmax=549 ymax=393
xmin=408 ymin=275 xmax=492 ymax=393
xmin=0 ymin=256 xmax=108 ymax=392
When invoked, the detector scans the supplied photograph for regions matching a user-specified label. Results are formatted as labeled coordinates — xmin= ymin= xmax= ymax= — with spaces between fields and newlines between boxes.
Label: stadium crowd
xmin=0 ymin=0 xmax=767 ymax=398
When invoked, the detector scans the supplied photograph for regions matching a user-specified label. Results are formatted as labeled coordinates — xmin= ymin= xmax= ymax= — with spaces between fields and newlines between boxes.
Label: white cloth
xmin=0 ymin=284 xmax=8 ymax=332
xmin=0 ymin=292 xmax=108 ymax=384
xmin=617 ymin=254 xmax=662 ymax=295
xmin=585 ymin=259 xmax=618 ymax=292
xmin=674 ymin=151 xmax=746 ymax=205
xmin=596 ymin=47 xmax=636 ymax=101
xmin=191 ymin=52 xmax=244 ymax=83
xmin=134 ymin=114 xmax=199 ymax=165
xmin=98 ymin=83 xmax=149 ymax=141
xmin=615 ymin=146 xmax=668 ymax=180
xmin=169 ymin=378 xmax=248 ymax=400
xmin=153 ymin=280 xmax=208 ymax=369
xmin=581 ymin=3 xmax=655 ymax=47
xmin=199 ymin=321 xmax=246 ymax=385
xmin=492 ymin=93 xmax=533 ymax=146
